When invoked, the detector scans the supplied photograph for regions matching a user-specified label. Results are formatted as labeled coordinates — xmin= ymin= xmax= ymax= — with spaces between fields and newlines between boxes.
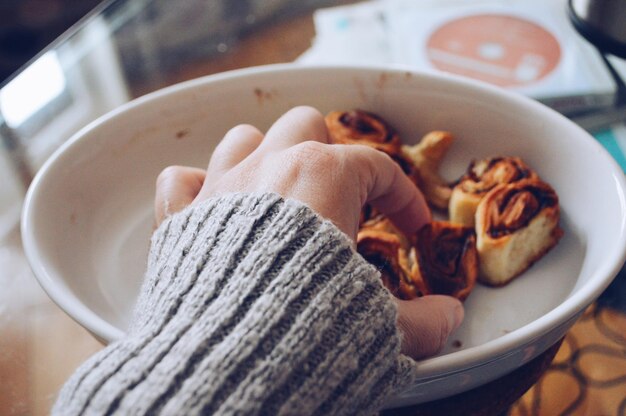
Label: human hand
xmin=154 ymin=106 xmax=463 ymax=359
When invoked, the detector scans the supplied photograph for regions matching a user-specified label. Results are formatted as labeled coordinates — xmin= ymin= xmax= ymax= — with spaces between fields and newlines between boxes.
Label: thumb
xmin=396 ymin=295 xmax=464 ymax=359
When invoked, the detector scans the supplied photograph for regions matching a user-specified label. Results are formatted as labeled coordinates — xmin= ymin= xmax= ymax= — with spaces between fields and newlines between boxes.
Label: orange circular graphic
xmin=426 ymin=14 xmax=561 ymax=87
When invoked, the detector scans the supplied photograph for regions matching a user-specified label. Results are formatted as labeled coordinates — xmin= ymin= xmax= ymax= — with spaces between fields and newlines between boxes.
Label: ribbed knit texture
xmin=53 ymin=193 xmax=417 ymax=415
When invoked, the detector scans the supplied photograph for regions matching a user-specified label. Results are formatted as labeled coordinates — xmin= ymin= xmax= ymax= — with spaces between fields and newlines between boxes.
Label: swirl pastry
xmin=357 ymin=217 xmax=478 ymax=301
xmin=475 ymin=179 xmax=563 ymax=286
xmin=357 ymin=217 xmax=423 ymax=300
xmin=411 ymin=221 xmax=478 ymax=301
xmin=325 ymin=109 xmax=401 ymax=156
xmin=401 ymin=131 xmax=454 ymax=210
xmin=449 ymin=157 xmax=538 ymax=226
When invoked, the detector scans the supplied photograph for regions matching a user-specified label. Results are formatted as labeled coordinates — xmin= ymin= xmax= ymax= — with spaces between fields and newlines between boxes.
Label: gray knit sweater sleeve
xmin=53 ymin=193 xmax=417 ymax=415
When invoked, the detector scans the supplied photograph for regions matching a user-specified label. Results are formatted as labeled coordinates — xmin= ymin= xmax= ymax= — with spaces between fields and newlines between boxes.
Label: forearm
xmin=54 ymin=193 xmax=415 ymax=415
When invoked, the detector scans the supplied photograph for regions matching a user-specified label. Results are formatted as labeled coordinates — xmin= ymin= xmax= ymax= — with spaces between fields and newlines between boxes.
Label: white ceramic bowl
xmin=21 ymin=65 xmax=626 ymax=407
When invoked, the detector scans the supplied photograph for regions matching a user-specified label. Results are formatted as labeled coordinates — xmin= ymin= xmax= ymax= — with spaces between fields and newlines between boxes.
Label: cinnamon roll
xmin=357 ymin=217 xmax=424 ymax=300
xmin=475 ymin=179 xmax=563 ymax=286
xmin=411 ymin=221 xmax=478 ymax=301
xmin=357 ymin=217 xmax=478 ymax=301
xmin=325 ymin=109 xmax=401 ymax=156
xmin=449 ymin=157 xmax=538 ymax=226
xmin=402 ymin=131 xmax=454 ymax=210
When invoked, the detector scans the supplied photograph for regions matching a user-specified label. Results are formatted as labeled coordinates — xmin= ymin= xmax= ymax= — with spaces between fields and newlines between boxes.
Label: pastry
xmin=325 ymin=109 xmax=401 ymax=156
xmin=449 ymin=157 xmax=538 ymax=226
xmin=410 ymin=221 xmax=478 ymax=301
xmin=357 ymin=216 xmax=424 ymax=300
xmin=475 ymin=179 xmax=563 ymax=286
xmin=357 ymin=217 xmax=478 ymax=301
xmin=326 ymin=109 xmax=422 ymax=188
xmin=328 ymin=108 xmax=562 ymax=299
xmin=401 ymin=131 xmax=454 ymax=210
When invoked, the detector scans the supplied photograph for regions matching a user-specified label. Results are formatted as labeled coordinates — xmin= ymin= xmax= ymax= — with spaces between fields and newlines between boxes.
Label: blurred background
xmin=0 ymin=0 xmax=105 ymax=83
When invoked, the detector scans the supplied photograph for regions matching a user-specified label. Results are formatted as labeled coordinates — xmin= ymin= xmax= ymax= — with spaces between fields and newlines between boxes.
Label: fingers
xmin=155 ymin=166 xmax=206 ymax=226
xmin=395 ymin=295 xmax=464 ymax=359
xmin=349 ymin=146 xmax=432 ymax=234
xmin=206 ymin=124 xmax=264 ymax=176
xmin=258 ymin=106 xmax=329 ymax=151
xmin=157 ymin=107 xmax=431 ymax=241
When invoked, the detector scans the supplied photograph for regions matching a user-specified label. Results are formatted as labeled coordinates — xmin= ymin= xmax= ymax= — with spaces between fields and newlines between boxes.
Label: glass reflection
xmin=0 ymin=51 xmax=66 ymax=129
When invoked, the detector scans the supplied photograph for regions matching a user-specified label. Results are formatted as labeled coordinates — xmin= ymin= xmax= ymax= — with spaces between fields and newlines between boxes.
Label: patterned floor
xmin=510 ymin=304 xmax=626 ymax=416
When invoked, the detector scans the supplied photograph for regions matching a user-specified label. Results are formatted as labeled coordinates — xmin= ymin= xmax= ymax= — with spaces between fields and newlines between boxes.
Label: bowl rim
xmin=21 ymin=63 xmax=626 ymax=376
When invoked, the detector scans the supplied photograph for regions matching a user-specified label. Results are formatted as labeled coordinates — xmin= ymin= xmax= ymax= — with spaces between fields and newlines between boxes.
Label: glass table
xmin=1 ymin=0 xmax=625 ymax=414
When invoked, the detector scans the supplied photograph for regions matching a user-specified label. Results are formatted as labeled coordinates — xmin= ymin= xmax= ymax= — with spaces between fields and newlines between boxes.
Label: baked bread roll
xmin=450 ymin=157 xmax=538 ymax=226
xmin=357 ymin=216 xmax=423 ymax=300
xmin=357 ymin=217 xmax=478 ymax=301
xmin=325 ymin=109 xmax=401 ymax=156
xmin=475 ymin=179 xmax=563 ymax=286
xmin=326 ymin=109 xmax=422 ymax=188
xmin=410 ymin=221 xmax=478 ymax=301
xmin=402 ymin=131 xmax=454 ymax=210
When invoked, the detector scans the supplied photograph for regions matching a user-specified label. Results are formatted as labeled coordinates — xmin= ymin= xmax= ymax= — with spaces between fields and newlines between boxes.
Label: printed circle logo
xmin=426 ymin=14 xmax=561 ymax=87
